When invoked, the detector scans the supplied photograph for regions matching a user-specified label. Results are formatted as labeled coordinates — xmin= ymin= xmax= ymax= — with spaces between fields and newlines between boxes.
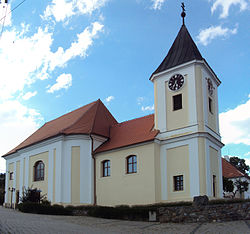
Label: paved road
xmin=0 ymin=206 xmax=249 ymax=234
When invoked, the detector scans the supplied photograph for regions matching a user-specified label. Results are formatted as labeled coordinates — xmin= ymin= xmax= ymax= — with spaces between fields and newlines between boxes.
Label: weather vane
xmin=181 ymin=2 xmax=186 ymax=25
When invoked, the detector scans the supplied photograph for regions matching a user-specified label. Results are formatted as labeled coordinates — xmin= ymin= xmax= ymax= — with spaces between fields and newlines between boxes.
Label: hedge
xmin=18 ymin=202 xmax=72 ymax=215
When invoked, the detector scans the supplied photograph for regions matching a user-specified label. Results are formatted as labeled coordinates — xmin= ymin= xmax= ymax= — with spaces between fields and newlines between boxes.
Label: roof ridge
xmin=60 ymin=99 xmax=99 ymax=134
xmin=186 ymin=27 xmax=203 ymax=60
xmin=150 ymin=24 xmax=203 ymax=79
xmin=115 ymin=114 xmax=154 ymax=126
xmin=89 ymin=99 xmax=101 ymax=134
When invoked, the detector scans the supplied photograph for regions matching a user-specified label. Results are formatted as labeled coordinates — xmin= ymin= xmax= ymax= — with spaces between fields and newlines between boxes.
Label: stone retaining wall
xmin=158 ymin=202 xmax=250 ymax=223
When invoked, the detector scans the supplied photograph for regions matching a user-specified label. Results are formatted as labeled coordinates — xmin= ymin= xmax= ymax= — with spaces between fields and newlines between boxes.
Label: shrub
xmin=0 ymin=190 xmax=4 ymax=205
xmin=20 ymin=187 xmax=46 ymax=203
xmin=18 ymin=202 xmax=72 ymax=215
xmin=209 ymin=198 xmax=250 ymax=205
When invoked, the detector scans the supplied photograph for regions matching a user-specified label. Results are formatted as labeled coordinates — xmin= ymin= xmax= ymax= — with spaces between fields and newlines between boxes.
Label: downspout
xmin=90 ymin=134 xmax=97 ymax=205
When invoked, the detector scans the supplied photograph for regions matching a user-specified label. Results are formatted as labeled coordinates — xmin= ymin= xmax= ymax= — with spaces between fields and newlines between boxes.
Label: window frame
xmin=173 ymin=94 xmax=182 ymax=111
xmin=34 ymin=161 xmax=45 ymax=182
xmin=126 ymin=155 xmax=137 ymax=174
xmin=173 ymin=175 xmax=184 ymax=191
xmin=9 ymin=172 xmax=13 ymax=180
xmin=212 ymin=175 xmax=216 ymax=197
xmin=102 ymin=160 xmax=111 ymax=177
xmin=209 ymin=97 xmax=213 ymax=114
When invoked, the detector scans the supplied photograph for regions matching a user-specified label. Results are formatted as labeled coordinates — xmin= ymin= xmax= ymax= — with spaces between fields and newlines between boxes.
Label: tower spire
xmin=181 ymin=2 xmax=186 ymax=25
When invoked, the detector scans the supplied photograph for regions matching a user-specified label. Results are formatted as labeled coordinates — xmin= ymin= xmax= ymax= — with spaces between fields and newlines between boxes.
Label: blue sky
xmin=0 ymin=0 xmax=249 ymax=173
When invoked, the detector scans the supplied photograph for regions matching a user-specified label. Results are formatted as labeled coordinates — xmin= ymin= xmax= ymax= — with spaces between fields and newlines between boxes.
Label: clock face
xmin=168 ymin=74 xmax=185 ymax=91
xmin=207 ymin=78 xmax=213 ymax=96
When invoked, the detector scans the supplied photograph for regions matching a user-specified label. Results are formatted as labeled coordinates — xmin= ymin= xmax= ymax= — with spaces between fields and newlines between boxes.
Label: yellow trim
xmin=96 ymin=143 xmax=156 ymax=206
xmin=198 ymin=138 xmax=206 ymax=195
xmin=195 ymin=65 xmax=205 ymax=132
xmin=165 ymin=78 xmax=189 ymax=131
xmin=53 ymin=149 xmax=56 ymax=203
xmin=209 ymin=146 xmax=219 ymax=198
xmin=29 ymin=151 xmax=49 ymax=198
xmin=71 ymin=146 xmax=80 ymax=204
xmin=166 ymin=145 xmax=190 ymax=200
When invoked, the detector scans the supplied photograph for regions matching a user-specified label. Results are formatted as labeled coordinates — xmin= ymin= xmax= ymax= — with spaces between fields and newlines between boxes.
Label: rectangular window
xmin=174 ymin=175 xmax=183 ymax=191
xmin=9 ymin=172 xmax=13 ymax=180
xmin=209 ymin=97 xmax=213 ymax=114
xmin=127 ymin=155 xmax=137 ymax=174
xmin=213 ymin=175 xmax=216 ymax=197
xmin=173 ymin=94 xmax=182 ymax=111
xmin=102 ymin=160 xmax=110 ymax=177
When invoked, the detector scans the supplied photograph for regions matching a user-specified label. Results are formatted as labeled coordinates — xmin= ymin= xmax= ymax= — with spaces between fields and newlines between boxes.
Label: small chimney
xmin=224 ymin=155 xmax=230 ymax=162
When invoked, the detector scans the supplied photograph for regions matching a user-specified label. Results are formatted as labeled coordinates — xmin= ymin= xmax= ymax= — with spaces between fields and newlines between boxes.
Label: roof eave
xmin=94 ymin=138 xmax=156 ymax=156
xmin=150 ymin=59 xmax=221 ymax=85
xmin=150 ymin=59 xmax=201 ymax=82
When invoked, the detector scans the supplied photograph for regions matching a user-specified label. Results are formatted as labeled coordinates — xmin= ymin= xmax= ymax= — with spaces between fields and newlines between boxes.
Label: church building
xmin=3 ymin=8 xmax=224 ymax=207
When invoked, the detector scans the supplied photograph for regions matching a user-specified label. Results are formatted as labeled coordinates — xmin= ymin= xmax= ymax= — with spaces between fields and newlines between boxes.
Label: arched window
xmin=127 ymin=155 xmax=137 ymax=174
xmin=102 ymin=160 xmax=110 ymax=177
xmin=34 ymin=161 xmax=45 ymax=181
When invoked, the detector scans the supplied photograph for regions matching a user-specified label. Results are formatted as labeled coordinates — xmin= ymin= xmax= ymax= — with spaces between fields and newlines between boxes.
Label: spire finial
xmin=181 ymin=2 xmax=186 ymax=25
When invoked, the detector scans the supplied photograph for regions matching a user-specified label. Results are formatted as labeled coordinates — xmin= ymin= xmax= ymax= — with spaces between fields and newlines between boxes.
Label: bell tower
xmin=151 ymin=4 xmax=224 ymax=201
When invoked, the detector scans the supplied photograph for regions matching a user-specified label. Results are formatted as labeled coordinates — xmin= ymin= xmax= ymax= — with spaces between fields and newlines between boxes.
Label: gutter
xmin=89 ymin=134 xmax=97 ymax=205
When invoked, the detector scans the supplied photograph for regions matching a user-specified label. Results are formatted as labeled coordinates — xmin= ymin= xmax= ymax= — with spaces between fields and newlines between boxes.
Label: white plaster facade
xmin=4 ymin=135 xmax=106 ymax=206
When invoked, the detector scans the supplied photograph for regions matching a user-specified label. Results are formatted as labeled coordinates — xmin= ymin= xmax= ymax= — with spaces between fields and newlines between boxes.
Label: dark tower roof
xmin=150 ymin=24 xmax=203 ymax=78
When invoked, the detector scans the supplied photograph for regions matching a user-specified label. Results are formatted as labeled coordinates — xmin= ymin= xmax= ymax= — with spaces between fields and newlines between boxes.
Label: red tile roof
xmin=222 ymin=158 xmax=245 ymax=179
xmin=3 ymin=99 xmax=117 ymax=157
xmin=95 ymin=114 xmax=159 ymax=154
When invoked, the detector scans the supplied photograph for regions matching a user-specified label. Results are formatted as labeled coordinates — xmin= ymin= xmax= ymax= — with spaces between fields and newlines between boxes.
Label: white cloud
xmin=197 ymin=25 xmax=237 ymax=46
xmin=245 ymin=159 xmax=250 ymax=168
xmin=22 ymin=91 xmax=38 ymax=100
xmin=105 ymin=96 xmax=114 ymax=103
xmin=47 ymin=73 xmax=72 ymax=93
xmin=49 ymin=22 xmax=104 ymax=70
xmin=142 ymin=104 xmax=154 ymax=111
xmin=42 ymin=0 xmax=108 ymax=22
xmin=0 ymin=25 xmax=53 ymax=100
xmin=244 ymin=152 xmax=250 ymax=157
xmin=219 ymin=98 xmax=250 ymax=145
xmin=151 ymin=0 xmax=166 ymax=10
xmin=0 ymin=21 xmax=103 ymax=100
xmin=210 ymin=0 xmax=248 ymax=18
xmin=0 ymin=100 xmax=42 ymax=172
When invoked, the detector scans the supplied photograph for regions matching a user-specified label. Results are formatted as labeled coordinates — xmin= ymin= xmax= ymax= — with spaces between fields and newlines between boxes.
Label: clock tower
xmin=151 ymin=5 xmax=224 ymax=201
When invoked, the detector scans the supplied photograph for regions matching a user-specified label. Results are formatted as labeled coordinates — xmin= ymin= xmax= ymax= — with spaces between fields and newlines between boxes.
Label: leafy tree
xmin=223 ymin=176 xmax=234 ymax=193
xmin=0 ymin=173 xmax=5 ymax=205
xmin=0 ymin=173 xmax=5 ymax=188
xmin=230 ymin=157 xmax=250 ymax=174
xmin=234 ymin=179 xmax=249 ymax=198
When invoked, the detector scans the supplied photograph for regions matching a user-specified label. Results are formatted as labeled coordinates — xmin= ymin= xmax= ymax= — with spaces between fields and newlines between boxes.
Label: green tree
xmin=223 ymin=176 xmax=234 ymax=193
xmin=234 ymin=179 xmax=249 ymax=198
xmin=0 ymin=173 xmax=5 ymax=205
xmin=230 ymin=156 xmax=250 ymax=175
xmin=0 ymin=173 xmax=5 ymax=188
